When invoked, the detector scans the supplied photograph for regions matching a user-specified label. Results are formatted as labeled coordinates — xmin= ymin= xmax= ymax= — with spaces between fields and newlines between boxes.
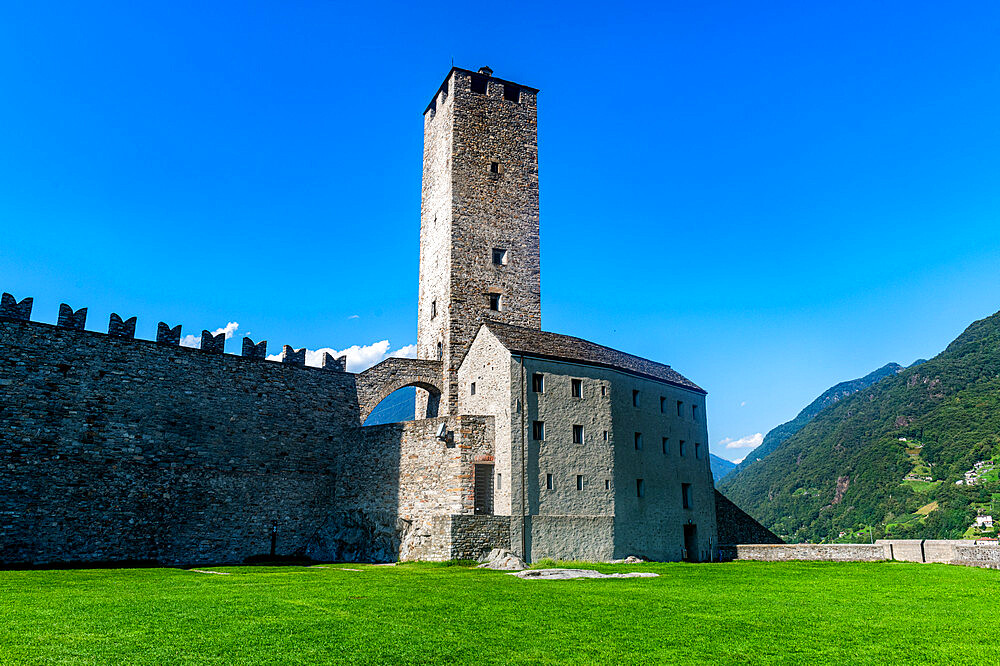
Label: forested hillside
xmin=733 ymin=362 xmax=912 ymax=474
xmin=719 ymin=311 xmax=1000 ymax=543
xmin=710 ymin=454 xmax=736 ymax=483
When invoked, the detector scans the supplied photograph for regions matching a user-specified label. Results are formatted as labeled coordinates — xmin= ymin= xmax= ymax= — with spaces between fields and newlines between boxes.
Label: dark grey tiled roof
xmin=483 ymin=322 xmax=705 ymax=394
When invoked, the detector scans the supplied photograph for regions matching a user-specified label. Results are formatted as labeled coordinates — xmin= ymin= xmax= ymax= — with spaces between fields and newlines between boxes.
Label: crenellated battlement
xmin=0 ymin=291 xmax=348 ymax=374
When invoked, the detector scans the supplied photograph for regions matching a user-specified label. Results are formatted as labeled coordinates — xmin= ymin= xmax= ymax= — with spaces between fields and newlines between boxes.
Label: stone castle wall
xmin=715 ymin=490 xmax=784 ymax=545
xmin=0 ymin=319 xmax=497 ymax=566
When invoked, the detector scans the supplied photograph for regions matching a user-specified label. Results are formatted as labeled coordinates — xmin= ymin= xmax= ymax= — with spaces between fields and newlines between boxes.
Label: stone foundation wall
xmin=721 ymin=543 xmax=891 ymax=562
xmin=449 ymin=515 xmax=511 ymax=560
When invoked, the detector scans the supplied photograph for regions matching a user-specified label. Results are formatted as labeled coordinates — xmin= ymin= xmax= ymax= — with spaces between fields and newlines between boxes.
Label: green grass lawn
xmin=2 ymin=560 xmax=998 ymax=664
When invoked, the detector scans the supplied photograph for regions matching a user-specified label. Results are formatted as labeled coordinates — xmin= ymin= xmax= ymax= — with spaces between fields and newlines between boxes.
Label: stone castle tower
xmin=416 ymin=66 xmax=542 ymax=416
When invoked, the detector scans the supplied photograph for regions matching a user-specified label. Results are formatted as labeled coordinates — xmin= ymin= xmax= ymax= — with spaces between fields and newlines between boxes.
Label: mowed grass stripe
xmin=1 ymin=561 xmax=998 ymax=664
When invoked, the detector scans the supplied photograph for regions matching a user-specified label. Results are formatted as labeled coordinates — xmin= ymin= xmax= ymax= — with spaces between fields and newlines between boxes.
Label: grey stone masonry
xmin=57 ymin=304 xmax=87 ymax=330
xmin=355 ymin=357 xmax=443 ymax=423
xmin=281 ymin=345 xmax=306 ymax=365
xmin=108 ymin=314 xmax=137 ymax=339
xmin=715 ymin=491 xmax=783 ymax=545
xmin=0 ymin=293 xmax=32 ymax=321
xmin=156 ymin=322 xmax=181 ymax=345
xmin=242 ymin=337 xmax=267 ymax=359
xmin=0 ymin=318 xmax=361 ymax=566
xmin=322 ymin=352 xmax=347 ymax=372
xmin=417 ymin=67 xmax=541 ymax=416
xmin=200 ymin=330 xmax=225 ymax=354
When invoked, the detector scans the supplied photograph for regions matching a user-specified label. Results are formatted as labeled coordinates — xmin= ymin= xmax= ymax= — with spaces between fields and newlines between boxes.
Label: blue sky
xmin=2 ymin=2 xmax=999 ymax=461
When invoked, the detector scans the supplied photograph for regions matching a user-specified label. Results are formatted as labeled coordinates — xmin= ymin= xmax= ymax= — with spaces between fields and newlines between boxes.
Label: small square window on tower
xmin=488 ymin=293 xmax=502 ymax=311
xmin=489 ymin=161 xmax=501 ymax=174
xmin=605 ymin=479 xmax=611 ymax=490
xmin=546 ymin=473 xmax=553 ymax=490
xmin=504 ymin=83 xmax=520 ymax=102
xmin=470 ymin=382 xmax=476 ymax=396
xmin=492 ymin=248 xmax=508 ymax=265
xmin=576 ymin=475 xmax=584 ymax=491
xmin=532 ymin=421 xmax=545 ymax=441
xmin=532 ymin=373 xmax=544 ymax=393
xmin=571 ymin=378 xmax=582 ymax=398
xmin=572 ymin=424 xmax=584 ymax=444
xmin=470 ymin=73 xmax=488 ymax=95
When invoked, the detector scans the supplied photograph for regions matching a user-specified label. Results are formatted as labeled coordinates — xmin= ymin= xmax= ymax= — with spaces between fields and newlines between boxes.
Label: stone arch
xmin=355 ymin=358 xmax=444 ymax=424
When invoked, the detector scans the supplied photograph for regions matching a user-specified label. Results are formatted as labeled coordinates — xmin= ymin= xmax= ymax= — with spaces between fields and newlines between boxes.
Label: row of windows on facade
xmin=529 ymin=373 xmax=700 ymax=421
xmin=528 ymin=420 xmax=702 ymax=458
xmin=530 ymin=473 xmax=694 ymax=506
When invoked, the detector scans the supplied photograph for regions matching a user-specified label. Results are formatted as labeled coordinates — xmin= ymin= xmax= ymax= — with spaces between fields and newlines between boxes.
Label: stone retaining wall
xmin=722 ymin=543 xmax=891 ymax=562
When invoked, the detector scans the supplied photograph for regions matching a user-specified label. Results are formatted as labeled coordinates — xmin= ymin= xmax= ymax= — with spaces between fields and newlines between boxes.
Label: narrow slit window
xmin=677 ymin=400 xmax=683 ymax=417
xmin=695 ymin=442 xmax=702 ymax=459
xmin=431 ymin=300 xmax=437 ymax=318
xmin=660 ymin=396 xmax=666 ymax=413
xmin=571 ymin=378 xmax=582 ymax=398
xmin=489 ymin=161 xmax=501 ymax=174
xmin=532 ymin=373 xmax=544 ymax=393
xmin=488 ymin=293 xmax=502 ymax=311
xmin=576 ymin=475 xmax=583 ymax=491
xmin=497 ymin=473 xmax=502 ymax=489
xmin=605 ymin=479 xmax=611 ymax=490
xmin=682 ymin=483 xmax=693 ymax=509
xmin=546 ymin=473 xmax=553 ymax=490
xmin=601 ymin=385 xmax=607 ymax=397
xmin=662 ymin=437 xmax=669 ymax=455
xmin=603 ymin=430 xmax=609 ymax=442
xmin=633 ymin=390 xmax=640 ymax=408
xmin=636 ymin=479 xmax=645 ymax=498
xmin=470 ymin=382 xmax=476 ymax=396
xmin=634 ymin=432 xmax=643 ymax=451
xmin=532 ymin=421 xmax=545 ymax=441
xmin=572 ymin=424 xmax=584 ymax=444
xmin=679 ymin=440 xmax=687 ymax=457
xmin=436 ymin=342 xmax=443 ymax=361
xmin=692 ymin=405 xmax=699 ymax=421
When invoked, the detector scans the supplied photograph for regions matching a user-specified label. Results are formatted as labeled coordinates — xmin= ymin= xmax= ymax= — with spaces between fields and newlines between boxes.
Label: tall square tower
xmin=417 ymin=67 xmax=541 ymax=415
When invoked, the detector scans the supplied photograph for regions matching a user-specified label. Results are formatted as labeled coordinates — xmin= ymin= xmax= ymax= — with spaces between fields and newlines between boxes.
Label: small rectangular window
xmin=470 ymin=73 xmax=488 ymax=95
xmin=546 ymin=473 xmax=553 ymax=490
xmin=436 ymin=342 xmax=443 ymax=361
xmin=662 ymin=437 xmax=669 ymax=455
xmin=660 ymin=396 xmax=666 ymax=413
xmin=571 ymin=378 xmax=582 ymax=398
xmin=605 ymin=479 xmax=611 ymax=490
xmin=682 ymin=483 xmax=692 ymax=509
xmin=497 ymin=473 xmax=502 ymax=489
xmin=692 ymin=405 xmax=699 ymax=421
xmin=492 ymin=248 xmax=508 ymax=265
xmin=489 ymin=161 xmax=501 ymax=174
xmin=677 ymin=400 xmax=683 ymax=417
xmin=634 ymin=432 xmax=643 ymax=451
xmin=679 ymin=440 xmax=687 ymax=457
xmin=576 ymin=475 xmax=583 ymax=491
xmin=503 ymin=83 xmax=520 ymax=102
xmin=603 ymin=430 xmax=609 ymax=442
xmin=636 ymin=479 xmax=645 ymax=498
xmin=633 ymin=390 xmax=640 ymax=407
xmin=532 ymin=373 xmax=544 ymax=393
xmin=601 ymin=385 xmax=607 ymax=397
xmin=470 ymin=382 xmax=476 ymax=396
xmin=572 ymin=424 xmax=584 ymax=444
xmin=431 ymin=300 xmax=437 ymax=318
xmin=695 ymin=442 xmax=702 ymax=459
xmin=488 ymin=293 xmax=502 ymax=311
xmin=533 ymin=421 xmax=545 ymax=441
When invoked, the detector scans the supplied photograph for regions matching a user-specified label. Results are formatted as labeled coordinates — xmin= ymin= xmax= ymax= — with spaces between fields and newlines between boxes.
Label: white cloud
xmin=347 ymin=314 xmax=360 ymax=320
xmin=265 ymin=339 xmax=417 ymax=373
xmin=180 ymin=321 xmax=240 ymax=348
xmin=739 ymin=401 xmax=746 ymax=407
xmin=719 ymin=433 xmax=764 ymax=450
